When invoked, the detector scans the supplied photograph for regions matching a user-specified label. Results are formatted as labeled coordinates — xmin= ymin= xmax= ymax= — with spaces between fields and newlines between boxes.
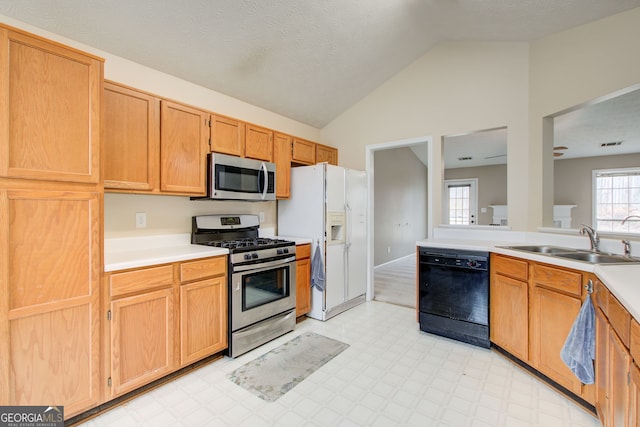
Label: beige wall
xmin=554 ymin=154 xmax=640 ymax=228
xmin=528 ymin=7 xmax=640 ymax=230
xmin=322 ymin=7 xmax=640 ymax=232
xmin=104 ymin=194 xmax=276 ymax=238
xmin=445 ymin=164 xmax=508 ymax=226
xmin=320 ymin=41 xmax=530 ymax=230
xmin=373 ymin=148 xmax=428 ymax=265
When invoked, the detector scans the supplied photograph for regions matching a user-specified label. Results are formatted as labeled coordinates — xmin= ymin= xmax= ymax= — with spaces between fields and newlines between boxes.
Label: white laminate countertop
xmin=417 ymin=237 xmax=640 ymax=321
xmin=104 ymin=234 xmax=228 ymax=272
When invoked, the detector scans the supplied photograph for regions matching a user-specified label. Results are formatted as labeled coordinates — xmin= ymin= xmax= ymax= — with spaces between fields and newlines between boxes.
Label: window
xmin=593 ymin=168 xmax=640 ymax=233
xmin=444 ymin=179 xmax=477 ymax=225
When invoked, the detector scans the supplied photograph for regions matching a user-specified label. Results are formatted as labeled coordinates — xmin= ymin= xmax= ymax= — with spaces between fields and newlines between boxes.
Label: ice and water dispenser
xmin=327 ymin=212 xmax=346 ymax=245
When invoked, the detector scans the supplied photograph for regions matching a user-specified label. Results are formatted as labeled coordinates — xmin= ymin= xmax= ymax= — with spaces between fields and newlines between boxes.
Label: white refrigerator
xmin=278 ymin=163 xmax=367 ymax=321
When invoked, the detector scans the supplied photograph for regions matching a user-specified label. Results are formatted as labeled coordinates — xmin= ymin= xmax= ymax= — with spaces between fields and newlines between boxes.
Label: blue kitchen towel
xmin=560 ymin=296 xmax=595 ymax=384
xmin=311 ymin=242 xmax=325 ymax=292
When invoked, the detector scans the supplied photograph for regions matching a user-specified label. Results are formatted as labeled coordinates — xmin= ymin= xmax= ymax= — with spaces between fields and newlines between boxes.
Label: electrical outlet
xmin=387 ymin=246 xmax=391 ymax=254
xmin=259 ymin=211 xmax=265 ymax=223
xmin=135 ymin=212 xmax=147 ymax=228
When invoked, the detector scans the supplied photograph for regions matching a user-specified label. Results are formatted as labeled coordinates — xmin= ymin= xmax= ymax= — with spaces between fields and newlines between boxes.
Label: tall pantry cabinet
xmin=0 ymin=24 xmax=104 ymax=418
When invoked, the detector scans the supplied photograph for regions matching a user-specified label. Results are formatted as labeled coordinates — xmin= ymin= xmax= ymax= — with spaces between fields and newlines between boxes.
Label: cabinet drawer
xmin=296 ymin=244 xmax=311 ymax=260
xmin=631 ymin=319 xmax=640 ymax=365
xmin=109 ymin=265 xmax=174 ymax=298
xmin=491 ymin=254 xmax=528 ymax=281
xmin=532 ymin=264 xmax=582 ymax=297
xmin=608 ymin=293 xmax=631 ymax=348
xmin=593 ymin=279 xmax=609 ymax=315
xmin=180 ymin=256 xmax=226 ymax=283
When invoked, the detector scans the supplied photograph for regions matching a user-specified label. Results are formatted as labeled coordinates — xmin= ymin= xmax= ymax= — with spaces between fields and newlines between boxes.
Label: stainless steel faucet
xmin=621 ymin=215 xmax=640 ymax=225
xmin=579 ymin=224 xmax=600 ymax=252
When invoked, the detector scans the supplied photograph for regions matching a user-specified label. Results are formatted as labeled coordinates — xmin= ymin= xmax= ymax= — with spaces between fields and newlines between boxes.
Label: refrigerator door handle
xmin=345 ymin=203 xmax=352 ymax=249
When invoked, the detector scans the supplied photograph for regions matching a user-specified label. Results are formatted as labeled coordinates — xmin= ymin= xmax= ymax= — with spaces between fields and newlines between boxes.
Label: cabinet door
xmin=103 ymin=82 xmax=160 ymax=191
xmin=630 ymin=362 xmax=640 ymax=427
xmin=274 ymin=132 xmax=292 ymax=199
xmin=490 ymin=273 xmax=529 ymax=360
xmin=596 ymin=306 xmax=610 ymax=426
xmin=245 ymin=124 xmax=273 ymax=161
xmin=160 ymin=101 xmax=208 ymax=195
xmin=110 ymin=288 xmax=174 ymax=397
xmin=0 ymin=188 xmax=101 ymax=417
xmin=292 ymin=138 xmax=316 ymax=165
xmin=530 ymin=284 xmax=583 ymax=395
xmin=296 ymin=255 xmax=311 ymax=317
xmin=610 ymin=328 xmax=631 ymax=427
xmin=180 ymin=277 xmax=227 ymax=366
xmin=316 ymin=144 xmax=338 ymax=165
xmin=0 ymin=27 xmax=102 ymax=183
xmin=210 ymin=115 xmax=244 ymax=156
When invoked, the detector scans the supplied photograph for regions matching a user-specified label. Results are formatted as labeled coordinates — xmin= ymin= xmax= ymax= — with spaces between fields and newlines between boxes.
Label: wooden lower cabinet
xmin=1 ymin=186 xmax=102 ymax=418
xmin=105 ymin=255 xmax=227 ymax=399
xmin=530 ymin=264 xmax=586 ymax=395
xmin=596 ymin=306 xmax=610 ymax=425
xmin=490 ymin=254 xmax=529 ymax=361
xmin=179 ymin=257 xmax=227 ymax=366
xmin=490 ymin=271 xmax=529 ymax=360
xmin=610 ymin=328 xmax=631 ymax=427
xmin=490 ymin=254 xmax=594 ymax=404
xmin=296 ymin=244 xmax=311 ymax=317
xmin=110 ymin=288 xmax=174 ymax=397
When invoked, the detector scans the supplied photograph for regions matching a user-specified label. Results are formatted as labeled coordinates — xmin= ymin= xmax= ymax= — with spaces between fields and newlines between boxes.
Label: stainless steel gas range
xmin=191 ymin=214 xmax=296 ymax=357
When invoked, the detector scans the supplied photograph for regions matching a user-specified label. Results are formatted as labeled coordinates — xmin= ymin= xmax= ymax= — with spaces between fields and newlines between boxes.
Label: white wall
xmin=321 ymin=7 xmax=640 ymax=232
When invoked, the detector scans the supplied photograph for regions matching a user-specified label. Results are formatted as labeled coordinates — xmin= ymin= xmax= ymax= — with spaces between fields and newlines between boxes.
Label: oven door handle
xmin=232 ymin=256 xmax=296 ymax=273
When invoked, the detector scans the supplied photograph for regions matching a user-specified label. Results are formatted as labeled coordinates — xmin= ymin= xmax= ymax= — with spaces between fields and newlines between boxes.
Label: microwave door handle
xmin=260 ymin=162 xmax=268 ymax=200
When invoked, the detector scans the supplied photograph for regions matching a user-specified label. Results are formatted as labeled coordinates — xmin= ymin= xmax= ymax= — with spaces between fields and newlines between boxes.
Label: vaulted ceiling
xmin=1 ymin=0 xmax=639 ymax=128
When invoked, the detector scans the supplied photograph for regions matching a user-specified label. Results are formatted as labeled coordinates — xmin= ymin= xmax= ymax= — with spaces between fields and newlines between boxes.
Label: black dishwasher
xmin=418 ymin=247 xmax=490 ymax=348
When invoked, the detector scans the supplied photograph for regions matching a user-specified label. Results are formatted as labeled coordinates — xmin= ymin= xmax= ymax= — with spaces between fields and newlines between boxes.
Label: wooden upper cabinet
xmin=292 ymin=137 xmax=316 ymax=165
xmin=210 ymin=115 xmax=244 ymax=156
xmin=245 ymin=123 xmax=273 ymax=161
xmin=160 ymin=101 xmax=209 ymax=195
xmin=273 ymin=132 xmax=292 ymax=199
xmin=0 ymin=26 xmax=103 ymax=183
xmin=316 ymin=143 xmax=338 ymax=165
xmin=103 ymin=82 xmax=160 ymax=191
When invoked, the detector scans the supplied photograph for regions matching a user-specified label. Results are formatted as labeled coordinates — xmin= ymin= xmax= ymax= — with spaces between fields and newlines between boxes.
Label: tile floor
xmin=80 ymin=301 xmax=599 ymax=426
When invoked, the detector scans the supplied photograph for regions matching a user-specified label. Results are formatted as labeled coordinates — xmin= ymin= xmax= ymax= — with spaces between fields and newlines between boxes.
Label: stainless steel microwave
xmin=207 ymin=153 xmax=276 ymax=201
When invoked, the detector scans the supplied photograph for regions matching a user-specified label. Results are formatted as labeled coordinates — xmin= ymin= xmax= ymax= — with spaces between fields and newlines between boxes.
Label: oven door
xmin=230 ymin=257 xmax=296 ymax=331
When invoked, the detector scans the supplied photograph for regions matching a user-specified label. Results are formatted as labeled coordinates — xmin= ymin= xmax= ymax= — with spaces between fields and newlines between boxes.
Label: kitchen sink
xmin=553 ymin=251 xmax=640 ymax=264
xmin=504 ymin=245 xmax=576 ymax=254
xmin=500 ymin=245 xmax=640 ymax=264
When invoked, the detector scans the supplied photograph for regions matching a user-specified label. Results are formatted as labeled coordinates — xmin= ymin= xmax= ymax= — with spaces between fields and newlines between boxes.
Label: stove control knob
xmin=244 ymin=254 xmax=252 ymax=261
xmin=277 ymin=248 xmax=284 ymax=255
xmin=283 ymin=248 xmax=289 ymax=254
xmin=251 ymin=253 xmax=259 ymax=259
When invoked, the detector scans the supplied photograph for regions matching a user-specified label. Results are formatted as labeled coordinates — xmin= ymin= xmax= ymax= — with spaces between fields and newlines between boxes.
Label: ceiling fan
xmin=554 ymin=146 xmax=568 ymax=157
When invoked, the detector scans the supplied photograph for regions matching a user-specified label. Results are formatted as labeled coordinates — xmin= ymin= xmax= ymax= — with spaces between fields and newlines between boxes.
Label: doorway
xmin=365 ymin=136 xmax=432 ymax=306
